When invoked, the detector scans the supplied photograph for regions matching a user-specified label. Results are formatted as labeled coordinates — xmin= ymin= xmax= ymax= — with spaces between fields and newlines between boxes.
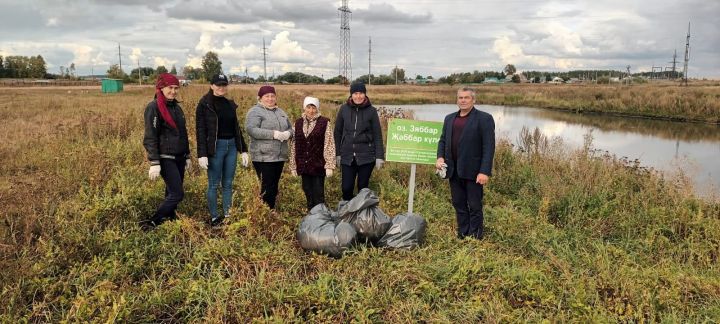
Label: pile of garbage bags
xmin=297 ymin=188 xmax=427 ymax=258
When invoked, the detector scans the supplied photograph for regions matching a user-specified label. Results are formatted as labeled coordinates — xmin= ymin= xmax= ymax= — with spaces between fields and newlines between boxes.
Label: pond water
xmin=381 ymin=104 xmax=720 ymax=198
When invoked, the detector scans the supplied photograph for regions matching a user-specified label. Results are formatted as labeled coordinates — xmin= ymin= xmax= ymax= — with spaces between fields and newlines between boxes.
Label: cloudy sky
xmin=1 ymin=0 xmax=718 ymax=79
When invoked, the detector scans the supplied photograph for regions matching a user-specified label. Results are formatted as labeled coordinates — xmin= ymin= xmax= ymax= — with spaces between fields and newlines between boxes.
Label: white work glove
xmin=326 ymin=168 xmax=333 ymax=177
xmin=241 ymin=152 xmax=249 ymax=167
xmin=375 ymin=159 xmax=384 ymax=170
xmin=291 ymin=170 xmax=298 ymax=177
xmin=282 ymin=130 xmax=292 ymax=141
xmin=148 ymin=165 xmax=161 ymax=180
xmin=273 ymin=130 xmax=282 ymax=140
xmin=336 ymin=156 xmax=341 ymax=168
xmin=198 ymin=157 xmax=208 ymax=170
xmin=185 ymin=158 xmax=192 ymax=173
xmin=435 ymin=162 xmax=448 ymax=179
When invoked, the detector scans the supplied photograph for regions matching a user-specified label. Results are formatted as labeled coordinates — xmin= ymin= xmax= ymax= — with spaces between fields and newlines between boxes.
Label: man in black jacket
xmin=334 ymin=82 xmax=385 ymax=200
xmin=436 ymin=87 xmax=495 ymax=239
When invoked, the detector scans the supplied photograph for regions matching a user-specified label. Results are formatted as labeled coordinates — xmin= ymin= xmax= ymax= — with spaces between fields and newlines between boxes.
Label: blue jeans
xmin=207 ymin=138 xmax=237 ymax=219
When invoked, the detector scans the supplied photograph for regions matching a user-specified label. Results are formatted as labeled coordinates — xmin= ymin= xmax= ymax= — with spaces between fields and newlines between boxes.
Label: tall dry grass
xmin=0 ymin=84 xmax=718 ymax=322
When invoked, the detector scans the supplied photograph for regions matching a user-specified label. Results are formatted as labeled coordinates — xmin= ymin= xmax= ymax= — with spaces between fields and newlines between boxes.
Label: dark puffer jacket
xmin=143 ymin=99 xmax=190 ymax=164
xmin=333 ymin=97 xmax=385 ymax=166
xmin=195 ymin=93 xmax=248 ymax=158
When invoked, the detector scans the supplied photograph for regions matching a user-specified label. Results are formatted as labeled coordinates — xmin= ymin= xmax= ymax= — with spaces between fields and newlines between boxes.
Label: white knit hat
xmin=303 ymin=96 xmax=320 ymax=109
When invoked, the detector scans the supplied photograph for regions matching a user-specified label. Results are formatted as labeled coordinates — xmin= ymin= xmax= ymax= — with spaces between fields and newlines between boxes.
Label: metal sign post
xmin=408 ymin=163 xmax=416 ymax=214
xmin=385 ymin=118 xmax=443 ymax=214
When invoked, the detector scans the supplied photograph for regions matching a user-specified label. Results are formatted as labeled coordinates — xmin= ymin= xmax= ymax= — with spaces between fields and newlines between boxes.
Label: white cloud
xmin=268 ymin=31 xmax=313 ymax=62
xmin=46 ymin=17 xmax=58 ymax=27
xmin=128 ymin=48 xmax=142 ymax=63
xmin=153 ymin=56 xmax=177 ymax=68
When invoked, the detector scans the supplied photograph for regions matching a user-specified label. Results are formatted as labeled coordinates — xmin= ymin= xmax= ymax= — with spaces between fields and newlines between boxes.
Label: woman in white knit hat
xmin=288 ymin=96 xmax=336 ymax=211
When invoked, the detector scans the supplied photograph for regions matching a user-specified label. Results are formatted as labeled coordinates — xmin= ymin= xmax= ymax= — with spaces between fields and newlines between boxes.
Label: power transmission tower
xmin=669 ymin=49 xmax=678 ymax=79
xmin=338 ymin=0 xmax=352 ymax=85
xmin=625 ymin=65 xmax=631 ymax=85
xmin=368 ymin=36 xmax=372 ymax=85
xmin=262 ymin=38 xmax=268 ymax=84
xmin=682 ymin=22 xmax=690 ymax=86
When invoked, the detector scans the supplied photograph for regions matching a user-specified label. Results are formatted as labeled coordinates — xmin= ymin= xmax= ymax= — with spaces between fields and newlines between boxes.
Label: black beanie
xmin=350 ymin=82 xmax=367 ymax=95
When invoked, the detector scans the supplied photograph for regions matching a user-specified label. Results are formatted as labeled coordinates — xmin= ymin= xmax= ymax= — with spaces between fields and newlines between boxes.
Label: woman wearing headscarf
xmin=142 ymin=73 xmax=191 ymax=229
xmin=288 ymin=96 xmax=336 ymax=211
xmin=334 ymin=82 xmax=385 ymax=201
xmin=245 ymin=85 xmax=293 ymax=210
xmin=196 ymin=73 xmax=249 ymax=227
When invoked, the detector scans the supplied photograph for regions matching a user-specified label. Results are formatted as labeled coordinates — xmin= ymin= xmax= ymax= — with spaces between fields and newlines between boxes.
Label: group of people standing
xmin=142 ymin=73 xmax=495 ymax=241
xmin=142 ymin=73 xmax=385 ymax=229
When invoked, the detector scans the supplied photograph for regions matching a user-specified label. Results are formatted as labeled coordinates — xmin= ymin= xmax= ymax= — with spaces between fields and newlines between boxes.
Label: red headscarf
xmin=155 ymin=73 xmax=180 ymax=129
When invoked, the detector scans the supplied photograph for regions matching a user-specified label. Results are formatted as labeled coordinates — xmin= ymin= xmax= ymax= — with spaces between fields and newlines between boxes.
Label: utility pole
xmin=395 ymin=64 xmax=398 ymax=85
xmin=368 ymin=36 xmax=372 ymax=85
xmin=117 ymin=43 xmax=122 ymax=75
xmin=262 ymin=38 xmax=268 ymax=84
xmin=338 ymin=0 xmax=352 ymax=84
xmin=682 ymin=22 xmax=691 ymax=86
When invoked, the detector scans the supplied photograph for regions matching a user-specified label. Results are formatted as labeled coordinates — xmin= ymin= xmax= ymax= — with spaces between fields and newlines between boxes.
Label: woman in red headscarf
xmin=142 ymin=73 xmax=192 ymax=229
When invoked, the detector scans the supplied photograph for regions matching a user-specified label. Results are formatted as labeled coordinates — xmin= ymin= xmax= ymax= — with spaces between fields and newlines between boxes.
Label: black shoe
xmin=139 ymin=219 xmax=160 ymax=231
xmin=210 ymin=215 xmax=225 ymax=227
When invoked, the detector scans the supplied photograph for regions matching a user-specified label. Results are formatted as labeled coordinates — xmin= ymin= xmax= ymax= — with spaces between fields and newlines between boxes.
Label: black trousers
xmin=449 ymin=174 xmax=484 ymax=239
xmin=151 ymin=156 xmax=186 ymax=223
xmin=301 ymin=174 xmax=326 ymax=210
xmin=253 ymin=161 xmax=285 ymax=209
xmin=341 ymin=159 xmax=375 ymax=201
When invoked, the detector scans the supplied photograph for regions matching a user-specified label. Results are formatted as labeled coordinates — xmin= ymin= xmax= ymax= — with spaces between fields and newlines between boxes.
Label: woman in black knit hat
xmin=334 ymin=82 xmax=385 ymax=201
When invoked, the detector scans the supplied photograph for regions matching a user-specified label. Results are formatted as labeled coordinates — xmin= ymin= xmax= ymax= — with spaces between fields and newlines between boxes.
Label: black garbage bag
xmin=337 ymin=188 xmax=392 ymax=244
xmin=378 ymin=213 xmax=427 ymax=249
xmin=297 ymin=204 xmax=356 ymax=258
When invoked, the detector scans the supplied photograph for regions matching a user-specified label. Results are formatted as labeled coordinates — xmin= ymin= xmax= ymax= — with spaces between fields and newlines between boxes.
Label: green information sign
xmin=386 ymin=119 xmax=443 ymax=165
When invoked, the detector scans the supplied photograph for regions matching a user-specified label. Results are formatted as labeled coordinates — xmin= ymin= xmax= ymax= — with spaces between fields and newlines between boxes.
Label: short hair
xmin=457 ymin=87 xmax=475 ymax=99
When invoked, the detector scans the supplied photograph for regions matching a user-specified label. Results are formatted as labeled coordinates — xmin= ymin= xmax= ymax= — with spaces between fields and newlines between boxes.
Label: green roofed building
xmin=101 ymin=79 xmax=124 ymax=93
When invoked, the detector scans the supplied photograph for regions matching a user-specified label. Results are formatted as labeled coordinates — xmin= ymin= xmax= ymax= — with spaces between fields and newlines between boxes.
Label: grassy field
xmin=1 ymin=84 xmax=719 ymax=322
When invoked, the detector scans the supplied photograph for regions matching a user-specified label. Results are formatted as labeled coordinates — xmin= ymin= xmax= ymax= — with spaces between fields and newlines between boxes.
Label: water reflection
xmin=381 ymin=104 xmax=720 ymax=197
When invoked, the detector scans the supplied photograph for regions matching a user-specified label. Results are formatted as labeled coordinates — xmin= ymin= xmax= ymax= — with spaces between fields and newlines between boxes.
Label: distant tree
xmin=275 ymin=72 xmax=324 ymax=84
xmin=426 ymin=75 xmax=433 ymax=79
xmin=390 ymin=67 xmax=405 ymax=82
xmin=533 ymin=76 xmax=541 ymax=83
xmin=170 ymin=65 xmax=177 ymax=75
xmin=156 ymin=65 xmax=168 ymax=74
xmin=181 ymin=66 xmax=203 ymax=80
xmin=511 ymin=74 xmax=521 ymax=83
xmin=29 ymin=55 xmax=47 ymax=78
xmin=0 ymin=55 xmax=4 ymax=77
xmin=415 ymin=74 xmax=423 ymax=80
xmin=325 ymin=75 xmax=345 ymax=84
xmin=201 ymin=51 xmax=222 ymax=81
xmin=545 ymin=75 xmax=552 ymax=82
xmin=69 ymin=63 xmax=76 ymax=78
xmin=107 ymin=64 xmax=125 ymax=79
xmin=503 ymin=64 xmax=517 ymax=76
